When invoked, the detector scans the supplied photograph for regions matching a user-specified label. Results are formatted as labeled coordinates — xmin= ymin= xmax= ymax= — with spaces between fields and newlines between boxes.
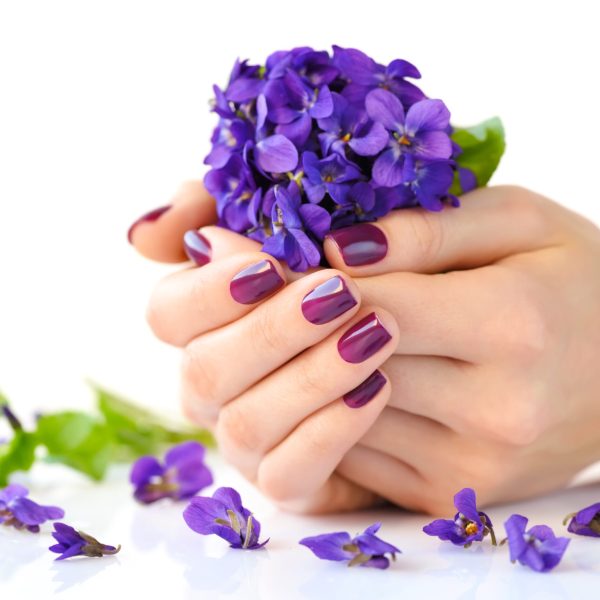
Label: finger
xmin=336 ymin=445 xmax=433 ymax=513
xmin=359 ymin=406 xmax=454 ymax=472
xmin=181 ymin=277 xmax=374 ymax=422
xmin=353 ymin=266 xmax=520 ymax=362
xmin=215 ymin=306 xmax=398 ymax=478
xmin=128 ymin=180 xmax=217 ymax=263
xmin=273 ymin=473 xmax=380 ymax=514
xmin=255 ymin=373 xmax=391 ymax=504
xmin=324 ymin=185 xmax=564 ymax=276
xmin=147 ymin=252 xmax=286 ymax=346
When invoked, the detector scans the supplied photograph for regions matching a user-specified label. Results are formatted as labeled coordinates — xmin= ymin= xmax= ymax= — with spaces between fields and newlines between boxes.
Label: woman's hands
xmin=130 ymin=182 xmax=600 ymax=514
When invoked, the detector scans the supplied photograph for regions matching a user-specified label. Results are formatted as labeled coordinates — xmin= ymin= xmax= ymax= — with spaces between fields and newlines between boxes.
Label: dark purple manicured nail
xmin=127 ymin=205 xmax=171 ymax=243
xmin=183 ymin=230 xmax=211 ymax=266
xmin=326 ymin=223 xmax=388 ymax=266
xmin=301 ymin=276 xmax=357 ymax=325
xmin=338 ymin=312 xmax=392 ymax=363
xmin=230 ymin=259 xmax=284 ymax=305
xmin=343 ymin=370 xmax=387 ymax=408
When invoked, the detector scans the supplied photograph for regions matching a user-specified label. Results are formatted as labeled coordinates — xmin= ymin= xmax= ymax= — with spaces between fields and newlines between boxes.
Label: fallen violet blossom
xmin=0 ymin=483 xmax=64 ymax=533
xmin=183 ymin=486 xmax=268 ymax=550
xmin=49 ymin=522 xmax=121 ymax=560
xmin=130 ymin=441 xmax=213 ymax=504
xmin=502 ymin=514 xmax=569 ymax=573
xmin=423 ymin=487 xmax=496 ymax=548
xmin=563 ymin=502 xmax=600 ymax=538
xmin=299 ymin=522 xmax=400 ymax=569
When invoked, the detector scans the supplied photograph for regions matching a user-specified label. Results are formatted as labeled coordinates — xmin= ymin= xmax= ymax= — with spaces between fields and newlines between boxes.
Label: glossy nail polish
xmin=127 ymin=205 xmax=171 ymax=243
xmin=338 ymin=312 xmax=392 ymax=363
xmin=301 ymin=276 xmax=357 ymax=325
xmin=230 ymin=259 xmax=284 ymax=304
xmin=183 ymin=230 xmax=211 ymax=266
xmin=326 ymin=223 xmax=388 ymax=266
xmin=343 ymin=370 xmax=387 ymax=408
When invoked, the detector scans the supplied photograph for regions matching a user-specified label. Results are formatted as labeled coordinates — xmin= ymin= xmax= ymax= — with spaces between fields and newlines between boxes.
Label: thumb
xmin=127 ymin=180 xmax=218 ymax=263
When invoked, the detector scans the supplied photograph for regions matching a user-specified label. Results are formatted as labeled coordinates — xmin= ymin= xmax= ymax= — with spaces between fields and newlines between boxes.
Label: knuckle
xmin=406 ymin=210 xmax=445 ymax=270
xmin=480 ymin=388 xmax=546 ymax=446
xmin=180 ymin=343 xmax=222 ymax=408
xmin=250 ymin=303 xmax=285 ymax=357
xmin=215 ymin=403 xmax=260 ymax=459
xmin=292 ymin=354 xmax=329 ymax=399
xmin=257 ymin=461 xmax=300 ymax=504
xmin=487 ymin=276 xmax=551 ymax=364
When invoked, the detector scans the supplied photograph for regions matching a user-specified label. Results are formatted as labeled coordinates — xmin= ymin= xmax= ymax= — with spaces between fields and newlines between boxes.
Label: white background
xmin=1 ymin=1 xmax=599 ymax=598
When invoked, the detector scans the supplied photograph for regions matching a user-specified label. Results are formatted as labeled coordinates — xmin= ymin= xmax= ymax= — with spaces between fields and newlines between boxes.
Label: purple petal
xmin=453 ymin=488 xmax=480 ymax=523
xmin=362 ymin=556 xmax=390 ymax=569
xmin=52 ymin=523 xmax=83 ymax=546
xmin=53 ymin=542 xmax=85 ymax=561
xmin=349 ymin=182 xmax=375 ymax=212
xmin=183 ymin=496 xmax=241 ymax=547
xmin=355 ymin=533 xmax=400 ymax=556
xmin=519 ymin=544 xmax=546 ymax=572
xmin=226 ymin=77 xmax=264 ymax=103
xmin=413 ymin=130 xmax=453 ymax=160
xmin=504 ymin=514 xmax=529 ymax=563
xmin=348 ymin=121 xmax=389 ymax=156
xmin=458 ymin=167 xmax=478 ymax=193
xmin=130 ymin=456 xmax=163 ymax=486
xmin=299 ymin=203 xmax=331 ymax=239
xmin=309 ymin=85 xmax=334 ymax=119
xmin=372 ymin=148 xmax=404 ymax=187
xmin=365 ymin=89 xmax=404 ymax=131
xmin=0 ymin=483 xmax=29 ymax=503
xmin=288 ymin=229 xmax=321 ymax=270
xmin=255 ymin=135 xmax=298 ymax=173
xmin=537 ymin=536 xmax=570 ymax=571
xmin=276 ymin=112 xmax=312 ymax=147
xmin=175 ymin=461 xmax=213 ymax=499
xmin=164 ymin=441 xmax=206 ymax=468
xmin=303 ymin=179 xmax=326 ymax=204
xmin=332 ymin=46 xmax=379 ymax=86
xmin=299 ymin=531 xmax=353 ymax=561
xmin=386 ymin=59 xmax=421 ymax=79
xmin=204 ymin=144 xmax=232 ymax=169
xmin=273 ymin=185 xmax=302 ymax=229
xmin=423 ymin=518 xmax=464 ymax=545
xmin=261 ymin=232 xmax=286 ymax=259
xmin=405 ymin=99 xmax=451 ymax=133
xmin=11 ymin=497 xmax=63 ymax=526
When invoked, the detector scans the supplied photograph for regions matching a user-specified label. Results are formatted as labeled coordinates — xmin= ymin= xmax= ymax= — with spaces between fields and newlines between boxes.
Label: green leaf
xmin=451 ymin=117 xmax=506 ymax=194
xmin=0 ymin=431 xmax=37 ymax=486
xmin=35 ymin=412 xmax=113 ymax=481
xmin=90 ymin=383 xmax=215 ymax=460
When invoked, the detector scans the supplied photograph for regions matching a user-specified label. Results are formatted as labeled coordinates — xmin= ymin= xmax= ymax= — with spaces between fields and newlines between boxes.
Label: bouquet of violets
xmin=203 ymin=46 xmax=505 ymax=271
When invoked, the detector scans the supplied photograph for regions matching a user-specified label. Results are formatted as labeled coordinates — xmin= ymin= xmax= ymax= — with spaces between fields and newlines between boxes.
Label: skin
xmin=130 ymin=181 xmax=600 ymax=515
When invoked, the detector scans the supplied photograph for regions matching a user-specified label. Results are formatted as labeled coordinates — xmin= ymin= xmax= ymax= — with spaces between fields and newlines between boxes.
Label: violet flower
xmin=183 ymin=486 xmax=268 ymax=550
xmin=503 ymin=514 xmax=570 ymax=572
xmin=366 ymin=88 xmax=452 ymax=187
xmin=261 ymin=182 xmax=331 ymax=272
xmin=563 ymin=502 xmax=600 ymax=537
xmin=49 ymin=522 xmax=121 ymax=560
xmin=423 ymin=488 xmax=496 ymax=548
xmin=302 ymin=151 xmax=363 ymax=204
xmin=130 ymin=441 xmax=213 ymax=504
xmin=299 ymin=522 xmax=400 ymax=569
xmin=0 ymin=484 xmax=64 ymax=533
xmin=332 ymin=45 xmax=425 ymax=108
xmin=317 ymin=93 xmax=388 ymax=157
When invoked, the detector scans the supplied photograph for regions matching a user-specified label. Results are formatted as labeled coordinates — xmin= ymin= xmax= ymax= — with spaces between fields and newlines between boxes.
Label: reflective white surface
xmin=2 ymin=458 xmax=599 ymax=600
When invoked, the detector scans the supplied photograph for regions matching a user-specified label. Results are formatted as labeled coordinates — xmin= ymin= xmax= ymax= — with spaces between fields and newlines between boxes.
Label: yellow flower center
xmin=465 ymin=522 xmax=478 ymax=536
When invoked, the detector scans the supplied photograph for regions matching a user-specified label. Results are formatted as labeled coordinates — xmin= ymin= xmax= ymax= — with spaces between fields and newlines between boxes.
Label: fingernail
xmin=343 ymin=370 xmax=387 ymax=408
xmin=183 ymin=230 xmax=211 ymax=266
xmin=127 ymin=205 xmax=171 ymax=243
xmin=326 ymin=223 xmax=388 ymax=266
xmin=338 ymin=312 xmax=392 ymax=363
xmin=301 ymin=276 xmax=357 ymax=325
xmin=230 ymin=259 xmax=284 ymax=304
